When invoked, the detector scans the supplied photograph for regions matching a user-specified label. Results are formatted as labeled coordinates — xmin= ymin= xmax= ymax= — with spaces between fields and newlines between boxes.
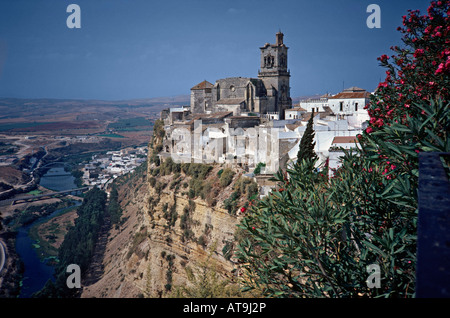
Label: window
xmin=355 ymin=102 xmax=358 ymax=111
xmin=340 ymin=102 xmax=343 ymax=112
xmin=265 ymin=54 xmax=274 ymax=68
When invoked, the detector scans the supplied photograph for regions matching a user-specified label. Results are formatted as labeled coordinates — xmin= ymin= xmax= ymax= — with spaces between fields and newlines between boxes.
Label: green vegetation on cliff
xmin=33 ymin=187 xmax=107 ymax=298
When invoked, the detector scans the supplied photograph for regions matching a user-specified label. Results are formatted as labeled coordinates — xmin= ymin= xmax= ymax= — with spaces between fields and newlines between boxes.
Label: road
xmin=0 ymin=240 xmax=5 ymax=274
xmin=0 ymin=187 xmax=90 ymax=206
xmin=0 ymin=145 xmax=48 ymax=198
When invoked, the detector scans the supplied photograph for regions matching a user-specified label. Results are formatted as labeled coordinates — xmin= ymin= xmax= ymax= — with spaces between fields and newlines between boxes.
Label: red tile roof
xmin=287 ymin=107 xmax=306 ymax=112
xmin=191 ymin=80 xmax=214 ymax=90
xmin=328 ymin=91 xmax=371 ymax=99
xmin=332 ymin=136 xmax=359 ymax=144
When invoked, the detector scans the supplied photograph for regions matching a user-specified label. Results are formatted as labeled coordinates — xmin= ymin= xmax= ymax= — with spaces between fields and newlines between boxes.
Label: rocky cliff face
xmin=81 ymin=160 xmax=250 ymax=298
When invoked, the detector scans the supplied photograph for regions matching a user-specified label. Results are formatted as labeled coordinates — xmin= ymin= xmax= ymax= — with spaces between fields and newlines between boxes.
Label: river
xmin=39 ymin=166 xmax=76 ymax=192
xmin=15 ymin=166 xmax=80 ymax=298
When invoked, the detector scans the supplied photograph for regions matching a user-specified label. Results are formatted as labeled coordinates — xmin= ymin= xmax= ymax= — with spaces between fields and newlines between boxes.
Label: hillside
xmin=80 ymin=157 xmax=257 ymax=298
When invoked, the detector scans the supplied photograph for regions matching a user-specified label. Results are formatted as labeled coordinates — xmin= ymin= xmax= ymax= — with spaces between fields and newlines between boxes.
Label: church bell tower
xmin=258 ymin=31 xmax=292 ymax=119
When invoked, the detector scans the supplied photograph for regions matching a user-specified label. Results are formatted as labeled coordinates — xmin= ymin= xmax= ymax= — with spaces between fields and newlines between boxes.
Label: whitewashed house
xmin=299 ymin=94 xmax=330 ymax=113
xmin=328 ymin=136 xmax=360 ymax=178
xmin=298 ymin=87 xmax=371 ymax=129
xmin=327 ymin=87 xmax=371 ymax=128
xmin=285 ymin=106 xmax=306 ymax=120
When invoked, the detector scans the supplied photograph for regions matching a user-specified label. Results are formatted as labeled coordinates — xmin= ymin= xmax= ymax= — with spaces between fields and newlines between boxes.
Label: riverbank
xmin=28 ymin=205 xmax=78 ymax=262
xmin=15 ymin=199 xmax=81 ymax=298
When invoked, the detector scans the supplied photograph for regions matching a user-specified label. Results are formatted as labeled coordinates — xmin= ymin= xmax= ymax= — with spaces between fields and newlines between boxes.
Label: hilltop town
xmin=160 ymin=32 xmax=372 ymax=184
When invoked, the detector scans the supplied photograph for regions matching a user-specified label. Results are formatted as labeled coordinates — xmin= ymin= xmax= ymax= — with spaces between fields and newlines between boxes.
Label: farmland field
xmin=107 ymin=117 xmax=153 ymax=131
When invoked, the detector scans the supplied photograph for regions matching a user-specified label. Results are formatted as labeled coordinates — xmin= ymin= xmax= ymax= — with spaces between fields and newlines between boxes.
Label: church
xmin=190 ymin=31 xmax=292 ymax=119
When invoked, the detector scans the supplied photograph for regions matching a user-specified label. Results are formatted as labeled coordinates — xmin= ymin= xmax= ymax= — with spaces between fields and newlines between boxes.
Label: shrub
xmin=219 ymin=168 xmax=235 ymax=187
xmin=253 ymin=162 xmax=266 ymax=175
xmin=235 ymin=1 xmax=449 ymax=298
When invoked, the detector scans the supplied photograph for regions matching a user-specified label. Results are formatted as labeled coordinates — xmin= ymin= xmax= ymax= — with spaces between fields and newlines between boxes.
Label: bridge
xmin=40 ymin=173 xmax=73 ymax=178
xmin=5 ymin=187 xmax=91 ymax=206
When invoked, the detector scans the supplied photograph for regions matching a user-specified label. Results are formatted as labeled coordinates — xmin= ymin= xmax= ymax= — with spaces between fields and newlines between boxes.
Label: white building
xmin=328 ymin=136 xmax=360 ymax=178
xmin=299 ymin=87 xmax=372 ymax=129
xmin=328 ymin=87 xmax=371 ymax=128
xmin=299 ymin=94 xmax=330 ymax=113
xmin=285 ymin=106 xmax=307 ymax=120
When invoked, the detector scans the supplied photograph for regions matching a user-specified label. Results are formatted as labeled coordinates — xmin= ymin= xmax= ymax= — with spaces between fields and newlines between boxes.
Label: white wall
xmin=299 ymin=99 xmax=329 ymax=112
xmin=328 ymin=97 xmax=368 ymax=115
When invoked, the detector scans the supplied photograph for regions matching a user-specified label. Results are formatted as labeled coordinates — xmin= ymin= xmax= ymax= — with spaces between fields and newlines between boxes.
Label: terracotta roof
xmin=228 ymin=116 xmax=261 ymax=120
xmin=286 ymin=107 xmax=306 ymax=112
xmin=332 ymin=136 xmax=359 ymax=144
xmin=191 ymin=80 xmax=214 ymax=90
xmin=328 ymin=91 xmax=371 ymax=99
xmin=285 ymin=122 xmax=302 ymax=131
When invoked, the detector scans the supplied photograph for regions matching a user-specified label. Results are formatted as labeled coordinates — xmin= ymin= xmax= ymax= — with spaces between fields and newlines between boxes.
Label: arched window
xmin=279 ymin=54 xmax=286 ymax=67
xmin=265 ymin=54 xmax=274 ymax=68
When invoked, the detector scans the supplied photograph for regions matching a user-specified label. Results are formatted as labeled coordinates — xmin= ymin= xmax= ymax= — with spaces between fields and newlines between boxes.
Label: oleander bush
xmin=235 ymin=0 xmax=449 ymax=298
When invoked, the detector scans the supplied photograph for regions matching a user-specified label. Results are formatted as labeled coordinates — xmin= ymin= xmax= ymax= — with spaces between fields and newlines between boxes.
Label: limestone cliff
xmin=81 ymin=159 xmax=254 ymax=298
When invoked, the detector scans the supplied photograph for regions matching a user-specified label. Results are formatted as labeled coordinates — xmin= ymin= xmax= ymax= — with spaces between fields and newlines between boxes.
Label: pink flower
xmin=378 ymin=54 xmax=390 ymax=63
xmin=365 ymin=127 xmax=373 ymax=134
xmin=413 ymin=48 xmax=425 ymax=57
xmin=435 ymin=62 xmax=445 ymax=74
xmin=440 ymin=48 xmax=450 ymax=58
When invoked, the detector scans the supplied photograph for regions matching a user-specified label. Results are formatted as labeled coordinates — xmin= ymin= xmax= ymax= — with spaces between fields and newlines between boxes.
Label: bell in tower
xmin=258 ymin=32 xmax=292 ymax=119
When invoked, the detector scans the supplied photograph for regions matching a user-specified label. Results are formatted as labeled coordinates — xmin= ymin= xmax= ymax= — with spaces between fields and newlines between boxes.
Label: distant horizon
xmin=0 ymin=0 xmax=429 ymax=100
xmin=0 ymin=92 xmax=332 ymax=103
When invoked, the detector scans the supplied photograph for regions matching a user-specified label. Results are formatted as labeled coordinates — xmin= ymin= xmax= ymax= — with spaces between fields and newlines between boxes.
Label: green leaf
xmin=362 ymin=240 xmax=388 ymax=259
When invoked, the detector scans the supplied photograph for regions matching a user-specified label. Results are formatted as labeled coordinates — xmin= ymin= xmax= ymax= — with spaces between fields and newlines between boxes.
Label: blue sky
xmin=0 ymin=0 xmax=430 ymax=100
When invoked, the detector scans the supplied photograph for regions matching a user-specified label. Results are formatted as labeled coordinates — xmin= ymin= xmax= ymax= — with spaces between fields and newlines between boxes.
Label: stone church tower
xmin=258 ymin=31 xmax=292 ymax=119
xmin=189 ymin=31 xmax=292 ymax=119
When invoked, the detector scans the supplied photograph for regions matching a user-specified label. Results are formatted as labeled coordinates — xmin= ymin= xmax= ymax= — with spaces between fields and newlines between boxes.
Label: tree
xmin=34 ymin=187 xmax=108 ymax=298
xmin=296 ymin=110 xmax=318 ymax=165
xmin=365 ymin=0 xmax=450 ymax=133
xmin=235 ymin=0 xmax=449 ymax=298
